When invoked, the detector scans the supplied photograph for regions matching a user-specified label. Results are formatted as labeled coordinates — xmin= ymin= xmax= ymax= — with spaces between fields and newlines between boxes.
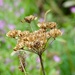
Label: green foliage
xmin=0 ymin=0 xmax=75 ymax=75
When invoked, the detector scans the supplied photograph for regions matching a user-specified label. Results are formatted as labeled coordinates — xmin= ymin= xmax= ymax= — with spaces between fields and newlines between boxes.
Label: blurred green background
xmin=0 ymin=0 xmax=75 ymax=75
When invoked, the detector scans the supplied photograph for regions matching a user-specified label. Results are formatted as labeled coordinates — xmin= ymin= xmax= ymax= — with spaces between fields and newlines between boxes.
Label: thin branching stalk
xmin=24 ymin=49 xmax=38 ymax=54
xmin=30 ymin=24 xmax=33 ymax=32
xmin=38 ymin=54 xmax=45 ymax=75
xmin=49 ymin=38 xmax=55 ymax=45
xmin=43 ymin=38 xmax=55 ymax=53
xmin=19 ymin=55 xmax=27 ymax=75
xmin=44 ymin=9 xmax=51 ymax=22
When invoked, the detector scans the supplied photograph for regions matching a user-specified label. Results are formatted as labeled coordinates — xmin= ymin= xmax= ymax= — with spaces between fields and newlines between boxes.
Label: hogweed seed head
xmin=50 ymin=28 xmax=62 ymax=38
xmin=6 ymin=20 xmax=62 ymax=53
xmin=24 ymin=15 xmax=37 ymax=23
xmin=37 ymin=22 xmax=57 ymax=29
xmin=6 ymin=30 xmax=21 ymax=38
xmin=37 ymin=22 xmax=47 ymax=29
xmin=46 ymin=22 xmax=57 ymax=29
xmin=21 ymin=15 xmax=37 ymax=23
xmin=6 ymin=10 xmax=62 ymax=74
xmin=6 ymin=13 xmax=62 ymax=55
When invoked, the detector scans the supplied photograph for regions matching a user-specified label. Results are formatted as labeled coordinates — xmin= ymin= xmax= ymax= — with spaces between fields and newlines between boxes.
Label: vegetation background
xmin=0 ymin=0 xmax=75 ymax=75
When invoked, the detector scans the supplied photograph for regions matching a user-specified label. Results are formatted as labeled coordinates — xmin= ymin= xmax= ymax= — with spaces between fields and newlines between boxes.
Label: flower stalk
xmin=38 ymin=53 xmax=45 ymax=75
xmin=19 ymin=57 xmax=27 ymax=75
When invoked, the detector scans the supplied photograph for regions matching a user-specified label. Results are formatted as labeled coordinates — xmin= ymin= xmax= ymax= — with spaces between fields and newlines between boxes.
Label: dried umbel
xmin=6 ymin=20 xmax=62 ymax=53
xmin=50 ymin=28 xmax=62 ymax=38
xmin=6 ymin=10 xmax=62 ymax=75
xmin=21 ymin=15 xmax=37 ymax=23
xmin=37 ymin=22 xmax=56 ymax=29
xmin=6 ymin=30 xmax=21 ymax=38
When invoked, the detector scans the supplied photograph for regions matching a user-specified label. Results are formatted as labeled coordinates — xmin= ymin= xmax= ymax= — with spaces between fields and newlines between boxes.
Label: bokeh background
xmin=0 ymin=0 xmax=75 ymax=75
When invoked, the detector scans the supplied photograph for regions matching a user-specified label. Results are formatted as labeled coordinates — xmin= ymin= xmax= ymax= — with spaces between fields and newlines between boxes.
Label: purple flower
xmin=0 ymin=37 xmax=5 ymax=43
xmin=61 ymin=28 xmax=65 ymax=35
xmin=0 ymin=0 xmax=3 ymax=6
xmin=70 ymin=6 xmax=75 ymax=13
xmin=7 ymin=45 xmax=11 ymax=49
xmin=53 ymin=55 xmax=60 ymax=62
xmin=0 ymin=20 xmax=5 ymax=29
xmin=8 ymin=7 xmax=13 ymax=12
xmin=4 ymin=58 xmax=12 ymax=65
xmin=8 ymin=24 xmax=15 ymax=30
xmin=36 ymin=57 xmax=40 ymax=69
xmin=20 ymin=8 xmax=24 ymax=14
xmin=39 ymin=18 xmax=44 ymax=22
xmin=15 ymin=11 xmax=20 ymax=17
xmin=10 ymin=66 xmax=15 ymax=72
xmin=36 ymin=57 xmax=40 ymax=63
xmin=29 ymin=66 xmax=34 ymax=70
xmin=14 ymin=1 xmax=20 ymax=7
xmin=56 ymin=70 xmax=60 ymax=75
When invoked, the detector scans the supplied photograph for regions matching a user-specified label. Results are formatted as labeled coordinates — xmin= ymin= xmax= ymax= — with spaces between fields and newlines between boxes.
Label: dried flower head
xmin=37 ymin=22 xmax=47 ymax=29
xmin=6 ymin=22 xmax=62 ymax=53
xmin=24 ymin=15 xmax=37 ymax=23
xmin=13 ymin=40 xmax=24 ymax=51
xmin=18 ymin=31 xmax=30 ymax=38
xmin=46 ymin=22 xmax=57 ymax=29
xmin=6 ymin=10 xmax=62 ymax=75
xmin=50 ymin=28 xmax=62 ymax=38
xmin=21 ymin=15 xmax=37 ymax=23
xmin=6 ymin=30 xmax=21 ymax=38
xmin=37 ymin=22 xmax=56 ymax=29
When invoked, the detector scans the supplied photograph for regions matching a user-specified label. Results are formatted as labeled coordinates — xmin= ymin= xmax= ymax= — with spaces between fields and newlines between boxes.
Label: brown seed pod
xmin=19 ymin=65 xmax=24 ymax=72
xmin=46 ymin=22 xmax=57 ymax=29
xmin=6 ymin=30 xmax=21 ymax=38
xmin=24 ymin=15 xmax=37 ymax=23
xmin=50 ymin=28 xmax=62 ymax=38
xmin=34 ymin=41 xmax=41 ymax=49
xmin=37 ymin=22 xmax=47 ymax=29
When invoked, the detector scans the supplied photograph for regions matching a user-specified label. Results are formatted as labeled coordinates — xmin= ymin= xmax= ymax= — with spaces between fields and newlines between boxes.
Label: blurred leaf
xmin=63 ymin=1 xmax=75 ymax=8
xmin=56 ymin=38 xmax=66 ymax=43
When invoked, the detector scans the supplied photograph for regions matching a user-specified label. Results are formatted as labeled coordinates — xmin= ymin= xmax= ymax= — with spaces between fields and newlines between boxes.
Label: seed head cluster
xmin=38 ymin=22 xmax=56 ymax=29
xmin=6 ymin=15 xmax=62 ymax=54
xmin=21 ymin=15 xmax=37 ymax=23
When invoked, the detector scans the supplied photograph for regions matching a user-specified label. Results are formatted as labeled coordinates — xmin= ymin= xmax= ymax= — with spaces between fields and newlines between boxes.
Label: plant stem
xmin=19 ymin=57 xmax=27 ymax=75
xmin=30 ymin=24 xmax=33 ymax=32
xmin=38 ymin=54 xmax=45 ymax=75
xmin=44 ymin=9 xmax=51 ymax=22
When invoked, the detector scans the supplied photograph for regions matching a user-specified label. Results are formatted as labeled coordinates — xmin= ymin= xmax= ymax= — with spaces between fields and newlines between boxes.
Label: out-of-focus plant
xmin=0 ymin=0 xmax=75 ymax=75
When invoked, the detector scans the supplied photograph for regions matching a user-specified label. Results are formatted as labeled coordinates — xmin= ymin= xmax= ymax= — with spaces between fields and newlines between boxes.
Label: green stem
xmin=44 ymin=9 xmax=51 ymax=22
xmin=38 ymin=54 xmax=45 ymax=75
xmin=30 ymin=24 xmax=33 ymax=32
